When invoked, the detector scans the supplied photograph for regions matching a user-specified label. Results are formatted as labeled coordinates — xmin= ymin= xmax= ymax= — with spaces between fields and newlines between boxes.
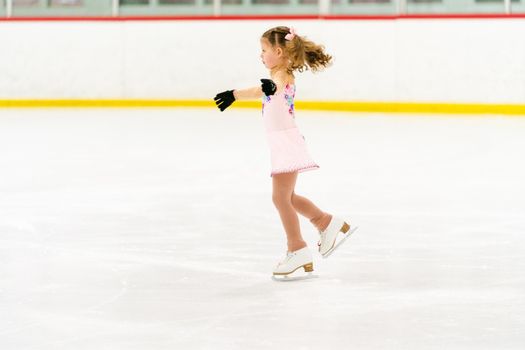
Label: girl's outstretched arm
xmin=233 ymin=86 xmax=263 ymax=100
xmin=214 ymin=79 xmax=276 ymax=112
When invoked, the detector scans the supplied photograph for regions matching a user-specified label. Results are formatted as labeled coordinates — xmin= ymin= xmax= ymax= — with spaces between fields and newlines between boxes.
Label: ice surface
xmin=1 ymin=108 xmax=524 ymax=349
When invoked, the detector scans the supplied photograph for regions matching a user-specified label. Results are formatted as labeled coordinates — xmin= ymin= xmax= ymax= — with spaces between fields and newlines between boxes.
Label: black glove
xmin=260 ymin=79 xmax=277 ymax=96
xmin=214 ymin=90 xmax=235 ymax=112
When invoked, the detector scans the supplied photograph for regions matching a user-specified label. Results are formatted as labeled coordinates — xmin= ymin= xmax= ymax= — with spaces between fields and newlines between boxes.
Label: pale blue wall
xmin=0 ymin=0 xmax=520 ymax=17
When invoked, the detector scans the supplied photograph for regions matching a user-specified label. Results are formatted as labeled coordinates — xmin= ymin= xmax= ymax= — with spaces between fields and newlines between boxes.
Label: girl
xmin=214 ymin=26 xmax=357 ymax=280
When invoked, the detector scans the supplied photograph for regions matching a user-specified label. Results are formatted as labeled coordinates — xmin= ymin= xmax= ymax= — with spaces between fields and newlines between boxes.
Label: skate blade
xmin=272 ymin=272 xmax=319 ymax=282
xmin=322 ymin=226 xmax=359 ymax=259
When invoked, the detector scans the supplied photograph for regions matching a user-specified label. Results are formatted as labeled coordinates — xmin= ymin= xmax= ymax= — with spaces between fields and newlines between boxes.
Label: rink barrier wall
xmin=2 ymin=17 xmax=525 ymax=111
xmin=2 ymin=99 xmax=525 ymax=116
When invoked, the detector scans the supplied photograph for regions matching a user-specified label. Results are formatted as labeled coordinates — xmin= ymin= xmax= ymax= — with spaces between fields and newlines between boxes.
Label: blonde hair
xmin=261 ymin=26 xmax=333 ymax=75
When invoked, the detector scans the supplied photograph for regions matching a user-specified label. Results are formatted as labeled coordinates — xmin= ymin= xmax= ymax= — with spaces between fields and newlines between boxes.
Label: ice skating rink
xmin=1 ymin=108 xmax=524 ymax=350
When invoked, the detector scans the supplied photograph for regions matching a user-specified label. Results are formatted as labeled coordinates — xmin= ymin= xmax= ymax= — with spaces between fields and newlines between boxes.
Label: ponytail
xmin=261 ymin=26 xmax=333 ymax=75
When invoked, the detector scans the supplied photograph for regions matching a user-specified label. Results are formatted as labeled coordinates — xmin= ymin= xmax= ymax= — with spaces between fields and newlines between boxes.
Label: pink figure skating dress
xmin=262 ymin=82 xmax=320 ymax=177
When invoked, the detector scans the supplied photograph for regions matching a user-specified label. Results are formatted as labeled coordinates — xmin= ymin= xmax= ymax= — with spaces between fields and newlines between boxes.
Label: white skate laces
xmin=277 ymin=251 xmax=294 ymax=266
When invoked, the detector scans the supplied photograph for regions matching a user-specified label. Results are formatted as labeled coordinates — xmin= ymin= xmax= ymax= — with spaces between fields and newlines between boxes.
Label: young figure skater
xmin=214 ymin=26 xmax=357 ymax=280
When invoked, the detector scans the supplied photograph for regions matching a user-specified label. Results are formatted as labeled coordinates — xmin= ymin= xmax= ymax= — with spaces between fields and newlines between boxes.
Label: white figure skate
xmin=271 ymin=246 xmax=319 ymax=282
xmin=317 ymin=216 xmax=358 ymax=258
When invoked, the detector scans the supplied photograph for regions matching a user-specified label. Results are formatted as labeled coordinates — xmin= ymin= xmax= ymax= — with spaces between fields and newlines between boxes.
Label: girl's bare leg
xmin=291 ymin=192 xmax=332 ymax=233
xmin=272 ymin=171 xmax=307 ymax=252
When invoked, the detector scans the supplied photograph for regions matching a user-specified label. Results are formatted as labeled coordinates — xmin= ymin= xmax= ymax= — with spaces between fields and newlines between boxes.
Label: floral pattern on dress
xmin=283 ymin=84 xmax=295 ymax=117
xmin=261 ymin=83 xmax=295 ymax=117
xmin=262 ymin=94 xmax=271 ymax=113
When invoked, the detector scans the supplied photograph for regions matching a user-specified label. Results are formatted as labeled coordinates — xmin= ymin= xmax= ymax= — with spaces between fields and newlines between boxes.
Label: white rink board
xmin=1 ymin=19 xmax=525 ymax=103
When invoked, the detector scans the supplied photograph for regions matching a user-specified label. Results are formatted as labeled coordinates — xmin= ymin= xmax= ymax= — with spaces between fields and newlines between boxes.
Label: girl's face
xmin=260 ymin=37 xmax=284 ymax=70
